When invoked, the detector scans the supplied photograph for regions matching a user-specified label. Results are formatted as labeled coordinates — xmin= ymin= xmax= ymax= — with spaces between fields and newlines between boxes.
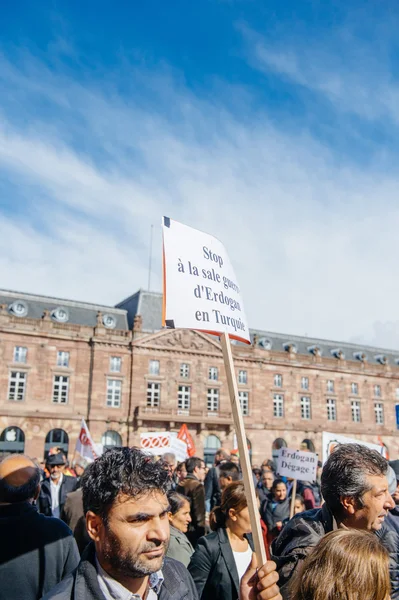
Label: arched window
xmin=45 ymin=429 xmax=69 ymax=458
xmin=102 ymin=430 xmax=122 ymax=449
xmin=0 ymin=426 xmax=25 ymax=454
xmin=204 ymin=434 xmax=221 ymax=467
xmin=301 ymin=438 xmax=315 ymax=453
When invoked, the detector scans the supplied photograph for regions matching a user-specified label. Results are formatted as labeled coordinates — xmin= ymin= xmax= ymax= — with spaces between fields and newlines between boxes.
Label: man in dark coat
xmin=272 ymin=444 xmax=397 ymax=599
xmin=0 ymin=454 xmax=79 ymax=600
xmin=43 ymin=447 xmax=282 ymax=600
xmin=38 ymin=453 xmax=77 ymax=518
xmin=60 ymin=487 xmax=91 ymax=554
xmin=177 ymin=456 xmax=206 ymax=547
xmin=204 ymin=448 xmax=230 ymax=512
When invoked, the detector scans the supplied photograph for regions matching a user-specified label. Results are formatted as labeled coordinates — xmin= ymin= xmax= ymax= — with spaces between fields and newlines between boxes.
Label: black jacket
xmin=38 ymin=475 xmax=78 ymax=518
xmin=188 ymin=527 xmax=254 ymax=600
xmin=204 ymin=466 xmax=221 ymax=512
xmin=376 ymin=506 xmax=399 ymax=600
xmin=42 ymin=542 xmax=199 ymax=600
xmin=272 ymin=503 xmax=399 ymax=600
xmin=0 ymin=502 xmax=79 ymax=600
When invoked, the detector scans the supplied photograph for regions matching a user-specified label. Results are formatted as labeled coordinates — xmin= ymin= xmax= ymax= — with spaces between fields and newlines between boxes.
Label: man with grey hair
xmin=0 ymin=454 xmax=79 ymax=600
xmin=272 ymin=443 xmax=397 ymax=599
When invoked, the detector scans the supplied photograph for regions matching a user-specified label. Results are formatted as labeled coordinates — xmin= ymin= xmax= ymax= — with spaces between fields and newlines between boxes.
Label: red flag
xmin=177 ymin=424 xmax=196 ymax=457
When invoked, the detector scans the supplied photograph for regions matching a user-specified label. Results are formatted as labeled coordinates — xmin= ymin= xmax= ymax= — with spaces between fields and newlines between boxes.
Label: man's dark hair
xmin=321 ymin=444 xmax=388 ymax=517
xmin=81 ymin=447 xmax=169 ymax=520
xmin=219 ymin=462 xmax=240 ymax=482
xmin=0 ymin=466 xmax=40 ymax=503
xmin=186 ymin=457 xmax=204 ymax=474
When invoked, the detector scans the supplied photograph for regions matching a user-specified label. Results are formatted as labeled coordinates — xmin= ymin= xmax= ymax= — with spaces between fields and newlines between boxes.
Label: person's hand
xmin=276 ymin=521 xmax=283 ymax=531
xmin=240 ymin=553 xmax=281 ymax=600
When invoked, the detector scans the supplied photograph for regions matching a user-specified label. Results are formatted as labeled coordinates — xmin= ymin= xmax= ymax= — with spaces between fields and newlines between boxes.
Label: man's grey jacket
xmin=42 ymin=542 xmax=199 ymax=600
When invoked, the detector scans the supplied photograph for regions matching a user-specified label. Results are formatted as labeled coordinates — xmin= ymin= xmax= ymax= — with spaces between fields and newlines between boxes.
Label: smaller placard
xmin=277 ymin=447 xmax=318 ymax=482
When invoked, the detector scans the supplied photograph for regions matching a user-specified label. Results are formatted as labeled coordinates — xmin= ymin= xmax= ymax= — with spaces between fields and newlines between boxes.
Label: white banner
xmin=322 ymin=431 xmax=385 ymax=465
xmin=75 ymin=419 xmax=103 ymax=463
xmin=277 ymin=447 xmax=318 ymax=482
xmin=140 ymin=431 xmax=188 ymax=462
xmin=162 ymin=217 xmax=250 ymax=343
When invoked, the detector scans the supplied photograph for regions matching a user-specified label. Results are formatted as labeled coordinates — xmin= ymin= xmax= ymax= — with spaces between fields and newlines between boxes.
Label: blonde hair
xmin=290 ymin=529 xmax=390 ymax=600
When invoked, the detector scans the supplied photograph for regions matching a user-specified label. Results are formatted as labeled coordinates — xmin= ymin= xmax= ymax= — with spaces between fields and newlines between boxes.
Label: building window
xmin=207 ymin=388 xmax=219 ymax=412
xmin=102 ymin=430 xmax=122 ymax=448
xmin=351 ymin=382 xmax=358 ymax=395
xmin=301 ymin=377 xmax=309 ymax=391
xmin=326 ymin=398 xmax=337 ymax=421
xmin=149 ymin=360 xmax=160 ymax=376
xmin=52 ymin=375 xmax=69 ymax=404
xmin=374 ymin=385 xmax=381 ymax=398
xmin=301 ymin=396 xmax=311 ymax=420
xmin=8 ymin=372 xmax=26 ymax=402
xmin=273 ymin=394 xmax=284 ymax=418
xmin=274 ymin=374 xmax=283 ymax=388
xmin=106 ymin=379 xmax=122 ymax=408
xmin=147 ymin=382 xmax=160 ymax=407
xmin=238 ymin=370 xmax=247 ymax=384
xmin=238 ymin=391 xmax=249 ymax=415
xmin=178 ymin=386 xmax=191 ymax=412
xmin=180 ymin=363 xmax=190 ymax=378
xmin=327 ymin=380 xmax=334 ymax=393
xmin=110 ymin=357 xmax=122 ymax=373
xmin=351 ymin=401 xmax=361 ymax=423
xmin=13 ymin=346 xmax=27 ymax=364
xmin=209 ymin=367 xmax=218 ymax=381
xmin=57 ymin=351 xmax=70 ymax=368
xmin=375 ymin=403 xmax=384 ymax=425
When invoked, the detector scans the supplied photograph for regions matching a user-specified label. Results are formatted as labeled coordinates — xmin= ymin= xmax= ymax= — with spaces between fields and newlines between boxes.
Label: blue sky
xmin=2 ymin=1 xmax=399 ymax=348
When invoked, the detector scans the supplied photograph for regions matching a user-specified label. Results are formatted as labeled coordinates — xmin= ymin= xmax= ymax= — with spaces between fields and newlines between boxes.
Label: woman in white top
xmin=188 ymin=482 xmax=255 ymax=600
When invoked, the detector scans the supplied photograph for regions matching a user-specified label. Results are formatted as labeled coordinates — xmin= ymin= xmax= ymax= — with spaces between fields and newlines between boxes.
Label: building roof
xmin=0 ymin=289 xmax=129 ymax=330
xmin=120 ymin=289 xmax=399 ymax=366
xmin=116 ymin=289 xmax=163 ymax=332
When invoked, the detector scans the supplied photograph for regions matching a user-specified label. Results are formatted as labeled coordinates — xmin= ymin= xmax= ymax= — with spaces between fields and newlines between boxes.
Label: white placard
xmin=277 ymin=447 xmax=318 ymax=482
xmin=140 ymin=431 xmax=188 ymax=462
xmin=162 ymin=217 xmax=250 ymax=343
xmin=322 ymin=431 xmax=385 ymax=465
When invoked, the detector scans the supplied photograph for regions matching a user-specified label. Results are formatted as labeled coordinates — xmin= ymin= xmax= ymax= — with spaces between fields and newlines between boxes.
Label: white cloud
xmin=1 ymin=50 xmax=399 ymax=348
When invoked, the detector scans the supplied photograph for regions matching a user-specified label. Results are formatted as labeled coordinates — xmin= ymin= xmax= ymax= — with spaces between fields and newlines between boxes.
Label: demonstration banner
xmin=177 ymin=423 xmax=196 ymax=457
xmin=140 ymin=431 xmax=188 ymax=462
xmin=75 ymin=419 xmax=103 ymax=463
xmin=162 ymin=217 xmax=266 ymax=565
xmin=322 ymin=431 xmax=386 ymax=465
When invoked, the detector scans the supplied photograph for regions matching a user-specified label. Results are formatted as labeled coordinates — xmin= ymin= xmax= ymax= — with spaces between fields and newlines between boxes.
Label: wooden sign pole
xmin=289 ymin=479 xmax=297 ymax=519
xmin=220 ymin=332 xmax=267 ymax=566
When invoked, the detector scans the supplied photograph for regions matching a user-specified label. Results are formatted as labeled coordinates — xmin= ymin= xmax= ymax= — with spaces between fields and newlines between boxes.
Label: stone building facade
xmin=1 ymin=288 xmax=399 ymax=465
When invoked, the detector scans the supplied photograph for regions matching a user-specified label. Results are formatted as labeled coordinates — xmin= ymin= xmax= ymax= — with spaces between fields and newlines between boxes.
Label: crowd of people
xmin=1 ymin=441 xmax=399 ymax=600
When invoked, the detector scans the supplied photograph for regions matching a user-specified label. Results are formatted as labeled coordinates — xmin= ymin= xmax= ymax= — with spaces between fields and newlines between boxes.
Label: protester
xmin=166 ymin=491 xmax=194 ymax=567
xmin=230 ymin=452 xmax=240 ymax=466
xmin=163 ymin=452 xmax=177 ymax=491
xmin=290 ymin=529 xmax=390 ymax=600
xmin=296 ymin=480 xmax=316 ymax=510
xmin=272 ymin=443 xmax=396 ymax=599
xmin=188 ymin=481 xmax=254 ymax=600
xmin=43 ymin=447 xmax=282 ymax=600
xmin=204 ymin=448 xmax=230 ymax=512
xmin=261 ymin=459 xmax=275 ymax=472
xmin=261 ymin=479 xmax=290 ymax=544
xmin=219 ymin=461 xmax=240 ymax=492
xmin=177 ymin=456 xmax=206 ymax=547
xmin=176 ymin=461 xmax=187 ymax=483
xmin=0 ymin=454 xmax=79 ymax=600
xmin=258 ymin=470 xmax=274 ymax=504
xmin=61 ymin=486 xmax=91 ymax=554
xmin=38 ymin=452 xmax=78 ymax=518
xmin=73 ymin=459 xmax=87 ymax=487
xmin=293 ymin=495 xmax=306 ymax=515
xmin=390 ymin=460 xmax=399 ymax=504
xmin=252 ymin=467 xmax=262 ymax=483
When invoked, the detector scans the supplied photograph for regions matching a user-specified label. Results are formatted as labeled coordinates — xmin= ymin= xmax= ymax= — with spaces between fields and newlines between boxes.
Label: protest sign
xmin=322 ymin=431 xmax=386 ymax=465
xmin=162 ymin=217 xmax=250 ymax=344
xmin=162 ymin=217 xmax=266 ymax=565
xmin=140 ymin=431 xmax=188 ymax=462
xmin=177 ymin=423 xmax=196 ymax=457
xmin=75 ymin=419 xmax=102 ymax=463
xmin=277 ymin=447 xmax=318 ymax=482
